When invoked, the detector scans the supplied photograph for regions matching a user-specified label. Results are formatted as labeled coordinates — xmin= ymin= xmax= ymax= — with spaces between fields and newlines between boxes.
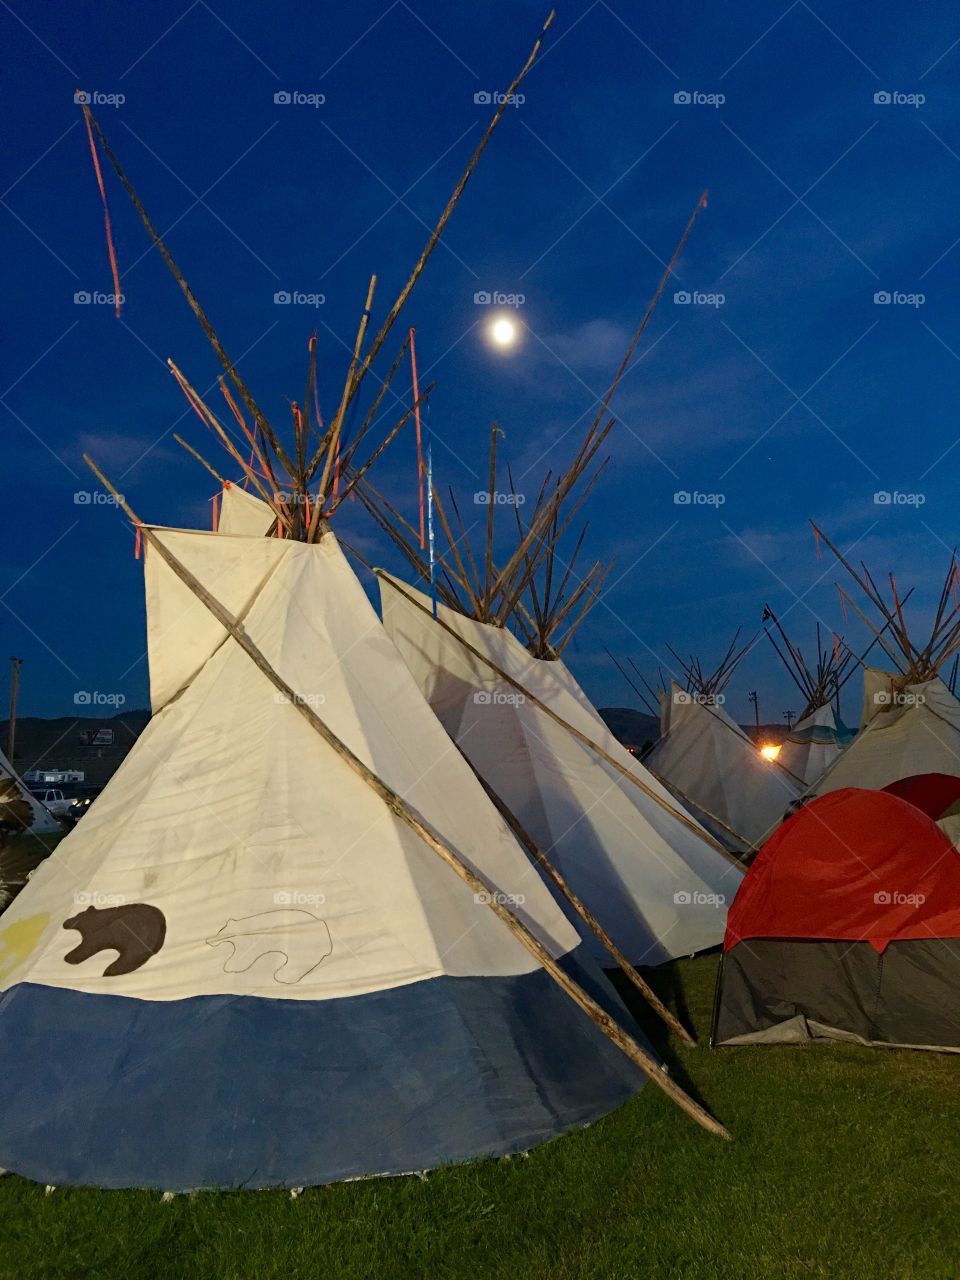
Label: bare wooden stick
xmin=83 ymin=452 xmax=729 ymax=1140
xmin=343 ymin=12 xmax=556 ymax=410
xmin=467 ymin=762 xmax=697 ymax=1045
xmin=173 ymin=434 xmax=226 ymax=486
xmin=377 ymin=572 xmax=744 ymax=868
xmin=85 ymin=111 xmax=296 ymax=479
xmin=311 ymin=275 xmax=377 ymax=531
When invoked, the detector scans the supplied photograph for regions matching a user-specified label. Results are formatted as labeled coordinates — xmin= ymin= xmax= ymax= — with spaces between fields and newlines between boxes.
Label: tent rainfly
xmin=0 ymin=44 xmax=730 ymax=1190
xmin=714 ymin=787 xmax=960 ymax=1051
xmin=761 ymin=605 xmax=856 ymax=787
xmin=810 ymin=528 xmax=960 ymax=795
xmin=641 ymin=636 xmax=799 ymax=852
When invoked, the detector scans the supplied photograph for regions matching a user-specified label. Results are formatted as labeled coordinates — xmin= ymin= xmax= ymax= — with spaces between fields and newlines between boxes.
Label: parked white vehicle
xmin=29 ymin=789 xmax=73 ymax=819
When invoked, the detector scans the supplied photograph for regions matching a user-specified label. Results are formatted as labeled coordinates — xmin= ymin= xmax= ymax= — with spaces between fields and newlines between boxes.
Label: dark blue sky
xmin=3 ymin=0 xmax=960 ymax=725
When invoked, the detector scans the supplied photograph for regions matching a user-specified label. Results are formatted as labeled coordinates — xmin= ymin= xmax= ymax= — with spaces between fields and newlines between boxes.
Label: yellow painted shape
xmin=0 ymin=913 xmax=51 ymax=983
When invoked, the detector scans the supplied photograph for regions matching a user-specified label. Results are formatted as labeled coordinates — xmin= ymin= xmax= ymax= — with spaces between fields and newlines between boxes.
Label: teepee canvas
xmin=808 ymin=529 xmax=960 ymax=795
xmin=813 ymin=669 xmax=960 ymax=795
xmin=0 ymin=748 xmax=60 ymax=839
xmin=216 ymin=482 xmax=276 ymax=536
xmin=379 ymin=574 xmax=742 ymax=968
xmin=0 ymin=525 xmax=667 ymax=1190
xmin=645 ymin=684 xmax=798 ymax=851
xmin=779 ymin=702 xmax=853 ymax=789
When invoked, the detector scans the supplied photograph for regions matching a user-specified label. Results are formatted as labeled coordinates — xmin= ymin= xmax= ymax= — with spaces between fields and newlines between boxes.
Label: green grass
xmin=2 ymin=954 xmax=958 ymax=1280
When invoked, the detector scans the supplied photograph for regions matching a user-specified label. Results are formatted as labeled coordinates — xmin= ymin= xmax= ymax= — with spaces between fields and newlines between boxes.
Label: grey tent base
xmin=712 ymin=938 xmax=960 ymax=1053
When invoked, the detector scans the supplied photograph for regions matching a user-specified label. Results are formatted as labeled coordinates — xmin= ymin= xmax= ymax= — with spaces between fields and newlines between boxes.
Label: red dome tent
xmin=713 ymin=788 xmax=960 ymax=1051
xmin=881 ymin=772 xmax=960 ymax=821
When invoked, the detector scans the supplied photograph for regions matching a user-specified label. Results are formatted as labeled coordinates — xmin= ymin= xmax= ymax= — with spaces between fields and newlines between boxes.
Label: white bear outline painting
xmin=206 ymin=910 xmax=333 ymax=984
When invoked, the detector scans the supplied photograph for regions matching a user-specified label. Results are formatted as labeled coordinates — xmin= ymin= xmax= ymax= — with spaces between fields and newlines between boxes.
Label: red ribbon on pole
xmin=80 ymin=100 xmax=122 ymax=318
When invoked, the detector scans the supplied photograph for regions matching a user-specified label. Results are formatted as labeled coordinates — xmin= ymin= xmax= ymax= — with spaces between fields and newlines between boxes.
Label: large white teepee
xmin=779 ymin=702 xmax=853 ymax=789
xmin=0 ymin=748 xmax=60 ymax=838
xmin=0 ymin=527 xmax=652 ymax=1191
xmin=379 ymin=576 xmax=742 ymax=966
xmin=813 ymin=668 xmax=960 ymax=795
xmin=645 ymin=684 xmax=798 ymax=850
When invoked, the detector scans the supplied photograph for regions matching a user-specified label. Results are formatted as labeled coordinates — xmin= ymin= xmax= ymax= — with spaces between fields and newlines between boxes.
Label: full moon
xmin=490 ymin=316 xmax=517 ymax=347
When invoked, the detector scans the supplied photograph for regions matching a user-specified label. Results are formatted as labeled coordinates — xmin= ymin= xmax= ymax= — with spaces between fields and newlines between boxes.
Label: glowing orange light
xmin=759 ymin=743 xmax=781 ymax=761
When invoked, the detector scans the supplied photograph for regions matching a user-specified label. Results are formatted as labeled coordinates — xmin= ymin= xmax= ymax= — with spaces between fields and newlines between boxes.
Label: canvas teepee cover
xmin=0 ymin=528 xmax=650 ymax=1191
xmin=813 ymin=669 xmax=960 ymax=796
xmin=778 ymin=702 xmax=853 ymax=789
xmin=645 ymin=685 xmax=798 ymax=850
xmin=379 ymin=576 xmax=742 ymax=966
xmin=0 ymin=748 xmax=60 ymax=838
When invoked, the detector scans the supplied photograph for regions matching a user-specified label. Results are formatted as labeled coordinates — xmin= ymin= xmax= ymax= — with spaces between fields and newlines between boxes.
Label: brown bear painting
xmin=62 ymin=903 xmax=166 ymax=977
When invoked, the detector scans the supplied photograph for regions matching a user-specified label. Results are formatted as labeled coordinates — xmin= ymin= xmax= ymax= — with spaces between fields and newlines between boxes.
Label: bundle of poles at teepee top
xmin=78 ymin=13 xmax=558 ymax=541
xmin=75 ymin=19 xmax=734 ymax=1138
xmin=607 ymin=630 xmax=754 ymax=718
xmin=356 ymin=416 xmax=615 ymax=658
xmin=667 ymin=628 xmax=757 ymax=701
xmin=761 ymin=606 xmax=859 ymax=721
xmin=812 ymin=522 xmax=960 ymax=688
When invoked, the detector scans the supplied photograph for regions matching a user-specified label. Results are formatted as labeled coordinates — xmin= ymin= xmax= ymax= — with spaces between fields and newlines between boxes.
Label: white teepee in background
xmin=380 ymin=574 xmax=742 ymax=966
xmin=0 ymin=747 xmax=60 ymax=838
xmin=814 ymin=668 xmax=960 ymax=794
xmin=644 ymin=684 xmax=798 ymax=851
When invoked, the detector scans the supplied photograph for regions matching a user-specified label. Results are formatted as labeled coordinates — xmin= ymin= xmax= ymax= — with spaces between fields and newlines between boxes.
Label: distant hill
xmin=0 ymin=709 xmax=150 ymax=789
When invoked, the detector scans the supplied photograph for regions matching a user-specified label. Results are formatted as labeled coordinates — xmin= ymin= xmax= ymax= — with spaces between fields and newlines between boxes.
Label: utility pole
xmin=748 ymin=691 xmax=759 ymax=733
xmin=7 ymin=657 xmax=22 ymax=762
xmin=783 ymin=709 xmax=795 ymax=730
